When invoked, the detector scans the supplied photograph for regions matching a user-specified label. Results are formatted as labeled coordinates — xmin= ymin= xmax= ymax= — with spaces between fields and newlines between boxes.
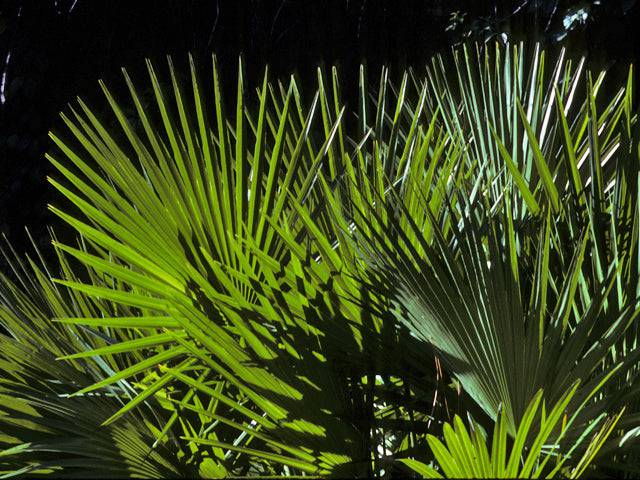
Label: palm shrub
xmin=1 ymin=42 xmax=640 ymax=478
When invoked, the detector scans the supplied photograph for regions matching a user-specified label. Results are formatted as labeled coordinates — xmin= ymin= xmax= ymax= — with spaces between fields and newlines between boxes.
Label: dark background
xmin=0 ymin=0 xmax=638 ymax=270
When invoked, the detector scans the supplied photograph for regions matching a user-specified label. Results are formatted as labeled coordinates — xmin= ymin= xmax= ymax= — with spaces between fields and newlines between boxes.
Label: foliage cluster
xmin=1 ymin=43 xmax=640 ymax=478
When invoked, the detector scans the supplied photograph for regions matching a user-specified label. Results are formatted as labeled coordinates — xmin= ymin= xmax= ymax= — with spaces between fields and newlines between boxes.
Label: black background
xmin=1 ymin=0 xmax=638 ymax=271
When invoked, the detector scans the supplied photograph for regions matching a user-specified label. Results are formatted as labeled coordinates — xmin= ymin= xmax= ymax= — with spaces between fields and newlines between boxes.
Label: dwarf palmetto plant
xmin=1 ymin=42 xmax=640 ymax=478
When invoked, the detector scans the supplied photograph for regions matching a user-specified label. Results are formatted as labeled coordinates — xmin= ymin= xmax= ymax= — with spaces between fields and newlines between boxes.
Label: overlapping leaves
xmin=1 ymin=43 xmax=639 ymax=477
